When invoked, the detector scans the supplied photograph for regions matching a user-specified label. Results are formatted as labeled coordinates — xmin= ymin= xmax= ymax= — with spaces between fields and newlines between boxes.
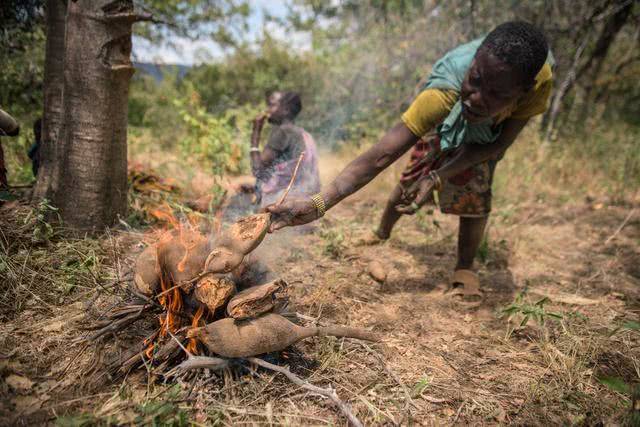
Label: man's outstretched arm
xmin=266 ymin=122 xmax=419 ymax=230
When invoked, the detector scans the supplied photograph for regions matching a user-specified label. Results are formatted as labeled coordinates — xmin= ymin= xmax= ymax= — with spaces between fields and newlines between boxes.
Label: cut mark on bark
xmin=98 ymin=35 xmax=133 ymax=71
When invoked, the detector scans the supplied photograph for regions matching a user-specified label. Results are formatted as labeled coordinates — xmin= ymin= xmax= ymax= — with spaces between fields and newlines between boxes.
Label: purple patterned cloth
xmin=261 ymin=130 xmax=320 ymax=206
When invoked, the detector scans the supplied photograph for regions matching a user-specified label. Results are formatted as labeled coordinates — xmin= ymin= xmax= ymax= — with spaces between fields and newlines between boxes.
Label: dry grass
xmin=1 ymin=126 xmax=639 ymax=425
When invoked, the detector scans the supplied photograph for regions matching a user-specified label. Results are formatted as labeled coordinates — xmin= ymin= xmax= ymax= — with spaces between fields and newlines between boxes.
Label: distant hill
xmin=133 ymin=62 xmax=191 ymax=81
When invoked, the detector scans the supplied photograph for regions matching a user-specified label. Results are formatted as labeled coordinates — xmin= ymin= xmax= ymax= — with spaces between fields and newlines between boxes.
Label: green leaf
xmin=598 ymin=376 xmax=630 ymax=395
xmin=622 ymin=321 xmax=640 ymax=332
xmin=411 ymin=377 xmax=430 ymax=398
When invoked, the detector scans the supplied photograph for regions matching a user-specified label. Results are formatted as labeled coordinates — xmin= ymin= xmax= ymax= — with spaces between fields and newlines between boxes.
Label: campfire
xmin=80 ymin=209 xmax=377 ymax=424
xmin=79 ymin=163 xmax=378 ymax=424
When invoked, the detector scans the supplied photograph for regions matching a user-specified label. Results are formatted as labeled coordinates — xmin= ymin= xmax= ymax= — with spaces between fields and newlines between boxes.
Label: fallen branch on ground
xmin=246 ymin=356 xmax=364 ymax=427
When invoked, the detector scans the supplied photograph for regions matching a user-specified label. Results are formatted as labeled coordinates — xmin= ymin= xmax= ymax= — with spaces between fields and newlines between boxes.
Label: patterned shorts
xmin=400 ymin=134 xmax=497 ymax=217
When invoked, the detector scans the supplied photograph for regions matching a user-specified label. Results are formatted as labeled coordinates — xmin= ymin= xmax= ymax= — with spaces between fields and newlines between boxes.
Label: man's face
xmin=266 ymin=92 xmax=286 ymax=124
xmin=460 ymin=48 xmax=527 ymax=124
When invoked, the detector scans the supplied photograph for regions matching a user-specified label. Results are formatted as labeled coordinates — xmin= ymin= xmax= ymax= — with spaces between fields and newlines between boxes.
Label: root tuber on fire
xmin=133 ymin=245 xmax=160 ymax=296
xmin=204 ymin=246 xmax=244 ymax=274
xmin=226 ymin=279 xmax=287 ymax=320
xmin=156 ymin=229 xmax=211 ymax=284
xmin=188 ymin=313 xmax=379 ymax=358
xmin=204 ymin=213 xmax=271 ymax=274
xmin=194 ymin=274 xmax=236 ymax=312
xmin=220 ymin=213 xmax=270 ymax=255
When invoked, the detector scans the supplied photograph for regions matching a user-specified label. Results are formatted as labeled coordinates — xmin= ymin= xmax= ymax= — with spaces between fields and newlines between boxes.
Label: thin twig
xmin=453 ymin=400 xmax=466 ymax=424
xmin=604 ymin=208 xmax=636 ymax=245
xmin=275 ymin=152 xmax=305 ymax=207
xmin=167 ymin=329 xmax=191 ymax=356
xmin=246 ymin=356 xmax=364 ymax=427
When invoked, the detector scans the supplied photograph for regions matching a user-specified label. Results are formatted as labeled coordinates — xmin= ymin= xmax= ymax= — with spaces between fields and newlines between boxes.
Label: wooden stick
xmin=275 ymin=152 xmax=305 ymax=207
xmin=246 ymin=356 xmax=364 ymax=427
xmin=604 ymin=208 xmax=636 ymax=245
xmin=165 ymin=356 xmax=230 ymax=377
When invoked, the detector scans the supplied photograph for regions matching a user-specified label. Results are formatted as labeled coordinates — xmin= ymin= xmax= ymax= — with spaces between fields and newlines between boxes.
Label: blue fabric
xmin=424 ymin=37 xmax=502 ymax=151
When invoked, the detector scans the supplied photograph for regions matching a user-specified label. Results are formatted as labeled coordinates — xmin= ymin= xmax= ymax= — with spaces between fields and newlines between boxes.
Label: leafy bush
xmin=174 ymin=86 xmax=259 ymax=176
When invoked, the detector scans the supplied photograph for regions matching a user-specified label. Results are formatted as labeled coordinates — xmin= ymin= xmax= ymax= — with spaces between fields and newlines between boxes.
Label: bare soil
xmin=0 ymin=180 xmax=638 ymax=425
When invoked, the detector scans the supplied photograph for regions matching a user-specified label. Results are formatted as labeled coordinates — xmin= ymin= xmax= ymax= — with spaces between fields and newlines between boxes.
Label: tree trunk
xmin=33 ymin=0 xmax=67 ymax=201
xmin=54 ymin=0 xmax=141 ymax=232
xmin=577 ymin=0 xmax=632 ymax=120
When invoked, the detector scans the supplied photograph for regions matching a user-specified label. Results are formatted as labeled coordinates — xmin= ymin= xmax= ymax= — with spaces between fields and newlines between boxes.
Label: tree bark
xmin=53 ymin=0 xmax=141 ymax=232
xmin=33 ymin=0 xmax=67 ymax=201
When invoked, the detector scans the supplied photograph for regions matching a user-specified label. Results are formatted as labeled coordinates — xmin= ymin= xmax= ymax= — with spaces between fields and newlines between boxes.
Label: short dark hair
xmin=480 ymin=21 xmax=548 ymax=85
xmin=280 ymin=91 xmax=302 ymax=119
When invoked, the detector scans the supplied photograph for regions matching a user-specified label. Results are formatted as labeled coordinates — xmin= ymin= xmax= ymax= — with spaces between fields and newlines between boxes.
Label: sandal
xmin=447 ymin=269 xmax=483 ymax=306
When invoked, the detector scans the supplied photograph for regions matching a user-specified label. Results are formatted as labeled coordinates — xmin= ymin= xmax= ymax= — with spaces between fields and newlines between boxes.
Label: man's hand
xmin=264 ymin=197 xmax=319 ymax=232
xmin=396 ymin=176 xmax=436 ymax=214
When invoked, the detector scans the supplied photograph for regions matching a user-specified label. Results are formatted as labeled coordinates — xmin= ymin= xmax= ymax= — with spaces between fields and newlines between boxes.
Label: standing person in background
xmin=250 ymin=91 xmax=321 ymax=208
xmin=28 ymin=117 xmax=42 ymax=177
xmin=0 ymin=108 xmax=20 ymax=189
xmin=266 ymin=22 xmax=553 ymax=305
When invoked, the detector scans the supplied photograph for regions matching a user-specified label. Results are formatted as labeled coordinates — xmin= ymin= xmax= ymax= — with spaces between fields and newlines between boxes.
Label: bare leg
xmin=375 ymin=184 xmax=405 ymax=239
xmin=455 ymin=215 xmax=489 ymax=271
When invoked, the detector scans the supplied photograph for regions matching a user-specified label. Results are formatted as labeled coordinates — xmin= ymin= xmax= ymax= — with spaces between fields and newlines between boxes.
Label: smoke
xmin=296 ymin=2 xmax=468 ymax=149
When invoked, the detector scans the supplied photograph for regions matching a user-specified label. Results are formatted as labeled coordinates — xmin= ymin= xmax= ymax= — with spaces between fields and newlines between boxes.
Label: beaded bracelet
xmin=310 ymin=193 xmax=326 ymax=217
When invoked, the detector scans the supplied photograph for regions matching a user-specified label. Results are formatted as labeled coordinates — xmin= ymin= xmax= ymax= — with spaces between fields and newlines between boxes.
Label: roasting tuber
xmin=188 ymin=313 xmax=379 ymax=358
xmin=226 ymin=279 xmax=287 ymax=320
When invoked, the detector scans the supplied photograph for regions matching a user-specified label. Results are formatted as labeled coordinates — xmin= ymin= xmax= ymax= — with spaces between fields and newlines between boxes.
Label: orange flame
xmin=150 ymin=204 xmax=181 ymax=229
xmin=157 ymin=274 xmax=183 ymax=338
xmin=186 ymin=305 xmax=205 ymax=354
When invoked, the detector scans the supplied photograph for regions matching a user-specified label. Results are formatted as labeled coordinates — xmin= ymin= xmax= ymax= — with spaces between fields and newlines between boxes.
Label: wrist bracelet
xmin=310 ymin=193 xmax=326 ymax=217
xmin=250 ymin=147 xmax=260 ymax=153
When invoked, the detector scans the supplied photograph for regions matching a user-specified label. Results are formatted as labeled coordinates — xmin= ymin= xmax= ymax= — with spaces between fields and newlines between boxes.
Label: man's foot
xmin=355 ymin=229 xmax=388 ymax=246
xmin=446 ymin=269 xmax=483 ymax=307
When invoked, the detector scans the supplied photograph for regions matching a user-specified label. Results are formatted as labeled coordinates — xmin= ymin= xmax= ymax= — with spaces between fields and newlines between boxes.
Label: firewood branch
xmin=75 ymin=304 xmax=151 ymax=343
xmin=275 ymin=152 xmax=305 ymax=207
xmin=165 ymin=356 xmax=230 ymax=377
xmin=246 ymin=357 xmax=364 ymax=427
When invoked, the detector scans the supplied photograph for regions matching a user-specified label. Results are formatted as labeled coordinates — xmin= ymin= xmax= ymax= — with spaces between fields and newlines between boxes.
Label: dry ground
xmin=0 ymin=149 xmax=639 ymax=426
